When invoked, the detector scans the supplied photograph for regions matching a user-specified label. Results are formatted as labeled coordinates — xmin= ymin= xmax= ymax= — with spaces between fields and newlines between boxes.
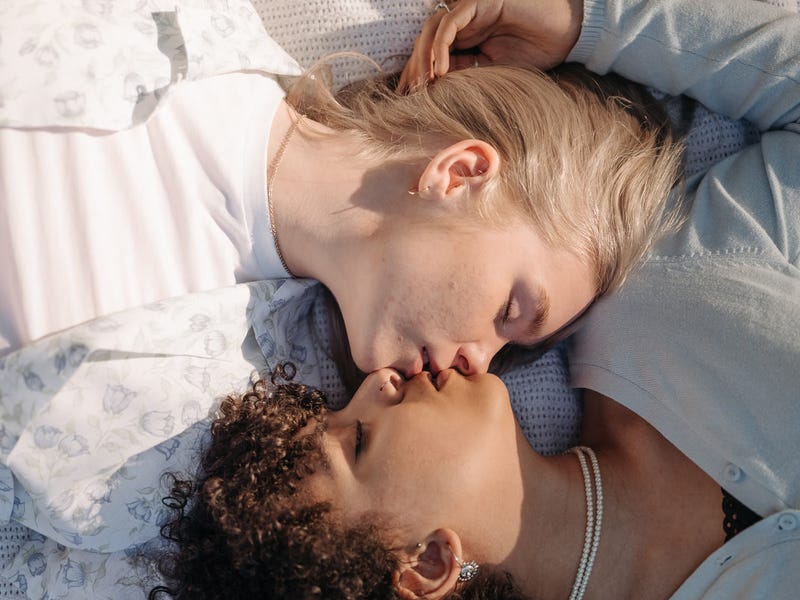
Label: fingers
xmin=397 ymin=6 xmax=448 ymax=93
xmin=398 ymin=0 xmax=485 ymax=93
xmin=397 ymin=0 xmax=581 ymax=92
xmin=430 ymin=0 xmax=482 ymax=77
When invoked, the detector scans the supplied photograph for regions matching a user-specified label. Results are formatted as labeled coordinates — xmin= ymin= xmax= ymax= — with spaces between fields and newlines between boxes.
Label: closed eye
xmin=502 ymin=296 xmax=521 ymax=325
xmin=498 ymin=286 xmax=550 ymax=346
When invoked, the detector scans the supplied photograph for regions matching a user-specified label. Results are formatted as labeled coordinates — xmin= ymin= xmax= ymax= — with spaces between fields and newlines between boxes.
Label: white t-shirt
xmin=0 ymin=71 xmax=289 ymax=355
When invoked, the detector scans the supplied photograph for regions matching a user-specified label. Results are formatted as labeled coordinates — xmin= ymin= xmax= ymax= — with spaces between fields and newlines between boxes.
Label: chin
xmin=349 ymin=335 xmax=409 ymax=376
xmin=354 ymin=358 xmax=376 ymax=374
xmin=350 ymin=346 xmax=380 ymax=374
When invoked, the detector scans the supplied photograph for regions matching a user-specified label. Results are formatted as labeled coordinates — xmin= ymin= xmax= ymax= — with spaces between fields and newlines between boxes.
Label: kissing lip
xmin=398 ymin=353 xmax=424 ymax=378
xmin=415 ymin=368 xmax=457 ymax=392
xmin=397 ymin=346 xmax=442 ymax=378
xmin=399 ymin=347 xmax=429 ymax=378
xmin=420 ymin=346 xmax=446 ymax=375
xmin=399 ymin=359 xmax=420 ymax=378
xmin=434 ymin=368 xmax=457 ymax=391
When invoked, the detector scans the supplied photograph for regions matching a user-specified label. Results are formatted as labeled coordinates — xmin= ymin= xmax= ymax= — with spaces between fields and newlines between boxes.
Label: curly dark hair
xmin=150 ymin=365 xmax=531 ymax=600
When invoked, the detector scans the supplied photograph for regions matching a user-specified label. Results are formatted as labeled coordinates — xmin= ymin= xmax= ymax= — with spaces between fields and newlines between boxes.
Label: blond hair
xmin=288 ymin=63 xmax=683 ymax=297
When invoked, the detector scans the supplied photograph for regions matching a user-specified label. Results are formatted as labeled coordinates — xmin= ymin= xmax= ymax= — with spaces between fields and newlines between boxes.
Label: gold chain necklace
xmin=266 ymin=115 xmax=303 ymax=277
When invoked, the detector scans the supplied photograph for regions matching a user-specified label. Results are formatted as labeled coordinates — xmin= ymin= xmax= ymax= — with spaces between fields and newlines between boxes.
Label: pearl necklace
xmin=567 ymin=446 xmax=603 ymax=600
xmin=265 ymin=115 xmax=303 ymax=277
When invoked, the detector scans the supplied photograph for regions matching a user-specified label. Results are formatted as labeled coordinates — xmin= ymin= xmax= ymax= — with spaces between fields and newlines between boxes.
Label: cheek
xmin=393 ymin=273 xmax=490 ymax=328
xmin=352 ymin=262 xmax=502 ymax=361
xmin=423 ymin=281 xmax=498 ymax=338
xmin=370 ymin=446 xmax=464 ymax=511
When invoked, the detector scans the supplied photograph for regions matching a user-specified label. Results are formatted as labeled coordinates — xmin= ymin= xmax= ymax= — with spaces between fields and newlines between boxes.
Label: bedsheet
xmin=0 ymin=277 xmax=578 ymax=597
xmin=0 ymin=0 xmax=301 ymax=130
xmin=0 ymin=280 xmax=306 ymax=597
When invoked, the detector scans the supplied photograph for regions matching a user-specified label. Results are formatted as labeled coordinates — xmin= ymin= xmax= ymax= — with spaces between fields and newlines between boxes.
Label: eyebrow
xmin=525 ymin=285 xmax=551 ymax=341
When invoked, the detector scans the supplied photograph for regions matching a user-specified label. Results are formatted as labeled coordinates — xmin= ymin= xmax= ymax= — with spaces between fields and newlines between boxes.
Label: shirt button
xmin=777 ymin=513 xmax=798 ymax=532
xmin=723 ymin=463 xmax=743 ymax=482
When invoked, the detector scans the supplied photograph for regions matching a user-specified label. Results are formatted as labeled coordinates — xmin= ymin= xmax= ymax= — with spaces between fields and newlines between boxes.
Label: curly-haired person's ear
xmin=394 ymin=528 xmax=465 ymax=599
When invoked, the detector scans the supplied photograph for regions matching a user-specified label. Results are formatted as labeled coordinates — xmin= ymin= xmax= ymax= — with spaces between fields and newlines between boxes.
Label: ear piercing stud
xmin=448 ymin=546 xmax=479 ymax=582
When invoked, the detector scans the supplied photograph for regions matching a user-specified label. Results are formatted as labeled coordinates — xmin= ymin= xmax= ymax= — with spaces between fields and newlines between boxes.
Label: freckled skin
xmin=336 ymin=221 xmax=594 ymax=375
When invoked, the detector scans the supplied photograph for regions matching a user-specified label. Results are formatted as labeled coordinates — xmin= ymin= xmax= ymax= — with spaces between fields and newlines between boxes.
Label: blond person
xmin=0 ymin=0 xmax=680 ymax=376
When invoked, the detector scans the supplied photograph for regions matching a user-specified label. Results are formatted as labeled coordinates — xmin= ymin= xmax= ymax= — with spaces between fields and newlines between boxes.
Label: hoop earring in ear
xmin=407 ymin=185 xmax=432 ymax=196
xmin=448 ymin=546 xmax=479 ymax=582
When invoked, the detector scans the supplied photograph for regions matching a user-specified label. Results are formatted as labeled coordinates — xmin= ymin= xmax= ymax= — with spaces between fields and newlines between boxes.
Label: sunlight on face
xmin=306 ymin=369 xmax=529 ymax=537
xmin=336 ymin=221 xmax=595 ymax=377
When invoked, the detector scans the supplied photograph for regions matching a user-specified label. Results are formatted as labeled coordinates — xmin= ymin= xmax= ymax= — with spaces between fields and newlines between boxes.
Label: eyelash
xmin=355 ymin=420 xmax=365 ymax=460
xmin=502 ymin=297 xmax=516 ymax=324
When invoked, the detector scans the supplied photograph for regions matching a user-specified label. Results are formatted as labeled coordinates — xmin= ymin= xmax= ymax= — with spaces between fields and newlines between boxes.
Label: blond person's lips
xmin=396 ymin=347 xmax=426 ymax=378
xmin=420 ymin=346 xmax=449 ymax=376
xmin=410 ymin=369 xmax=454 ymax=392
xmin=393 ymin=344 xmax=448 ymax=378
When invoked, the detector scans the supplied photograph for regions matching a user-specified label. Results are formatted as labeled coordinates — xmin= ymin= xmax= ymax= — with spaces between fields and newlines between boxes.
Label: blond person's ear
xmin=394 ymin=528 xmax=467 ymax=599
xmin=413 ymin=139 xmax=499 ymax=202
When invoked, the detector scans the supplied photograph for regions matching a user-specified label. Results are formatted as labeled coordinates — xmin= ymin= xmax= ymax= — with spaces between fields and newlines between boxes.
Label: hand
xmin=398 ymin=0 xmax=583 ymax=92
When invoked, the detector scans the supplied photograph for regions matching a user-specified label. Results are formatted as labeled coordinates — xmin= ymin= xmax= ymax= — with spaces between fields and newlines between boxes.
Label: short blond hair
xmin=289 ymin=63 xmax=683 ymax=297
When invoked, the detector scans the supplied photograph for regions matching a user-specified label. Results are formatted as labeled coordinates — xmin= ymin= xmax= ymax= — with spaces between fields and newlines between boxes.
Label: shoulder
xmin=671 ymin=511 xmax=800 ymax=599
xmin=658 ymin=132 xmax=800 ymax=267
xmin=568 ymin=259 xmax=800 ymax=515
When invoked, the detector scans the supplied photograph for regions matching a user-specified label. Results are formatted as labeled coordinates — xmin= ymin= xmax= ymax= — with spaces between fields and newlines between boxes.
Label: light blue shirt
xmin=568 ymin=0 xmax=800 ymax=596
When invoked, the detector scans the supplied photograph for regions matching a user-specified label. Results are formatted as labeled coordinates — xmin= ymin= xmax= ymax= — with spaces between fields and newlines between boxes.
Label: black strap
xmin=722 ymin=487 xmax=762 ymax=542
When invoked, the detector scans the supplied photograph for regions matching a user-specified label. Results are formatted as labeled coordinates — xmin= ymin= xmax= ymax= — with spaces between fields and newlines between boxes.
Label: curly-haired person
xmin=150 ymin=365 xmax=799 ymax=600
xmin=149 ymin=368 xmax=528 ymax=600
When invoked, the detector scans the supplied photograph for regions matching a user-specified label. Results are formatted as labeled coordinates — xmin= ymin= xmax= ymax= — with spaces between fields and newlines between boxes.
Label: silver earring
xmin=408 ymin=184 xmax=432 ymax=196
xmin=448 ymin=546 xmax=479 ymax=582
